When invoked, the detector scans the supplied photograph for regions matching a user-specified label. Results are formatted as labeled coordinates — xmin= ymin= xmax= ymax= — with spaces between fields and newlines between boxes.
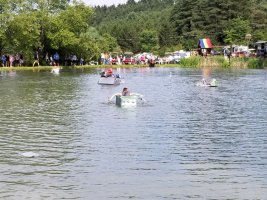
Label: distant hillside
xmin=92 ymin=0 xmax=174 ymax=26
xmin=91 ymin=0 xmax=267 ymax=53
xmin=92 ymin=0 xmax=175 ymax=53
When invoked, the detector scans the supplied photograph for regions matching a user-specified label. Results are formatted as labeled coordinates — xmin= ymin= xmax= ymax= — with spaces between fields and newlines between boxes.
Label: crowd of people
xmin=0 ymin=50 xmax=86 ymax=67
xmin=1 ymin=53 xmax=24 ymax=67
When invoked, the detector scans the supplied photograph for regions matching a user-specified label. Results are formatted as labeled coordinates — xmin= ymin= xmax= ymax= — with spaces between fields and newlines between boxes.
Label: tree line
xmin=0 ymin=0 xmax=266 ymax=65
xmin=0 ymin=0 xmax=117 ymax=65
xmin=94 ymin=0 xmax=267 ymax=55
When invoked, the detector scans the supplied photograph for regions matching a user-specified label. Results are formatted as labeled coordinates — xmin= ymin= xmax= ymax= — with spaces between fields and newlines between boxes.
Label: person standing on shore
xmin=53 ymin=52 xmax=60 ymax=66
xmin=9 ymin=54 xmax=14 ymax=67
xmin=45 ymin=52 xmax=50 ymax=66
xmin=1 ymin=54 xmax=6 ymax=67
xmin=33 ymin=50 xmax=39 ymax=67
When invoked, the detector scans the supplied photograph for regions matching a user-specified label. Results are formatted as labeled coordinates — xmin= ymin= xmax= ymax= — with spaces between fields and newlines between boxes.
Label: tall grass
xmin=246 ymin=58 xmax=266 ymax=69
xmin=179 ymin=56 xmax=200 ymax=67
xmin=179 ymin=56 xmax=266 ymax=69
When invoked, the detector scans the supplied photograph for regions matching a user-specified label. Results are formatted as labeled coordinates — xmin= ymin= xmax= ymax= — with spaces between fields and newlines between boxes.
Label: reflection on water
xmin=0 ymin=68 xmax=266 ymax=199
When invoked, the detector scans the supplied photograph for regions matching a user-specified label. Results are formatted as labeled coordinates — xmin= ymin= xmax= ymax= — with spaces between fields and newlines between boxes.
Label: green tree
xmin=224 ymin=18 xmax=251 ymax=45
xmin=6 ymin=13 xmax=40 ymax=55
xmin=44 ymin=2 xmax=94 ymax=58
xmin=58 ymin=3 xmax=94 ymax=36
xmin=158 ymin=16 xmax=178 ymax=48
xmin=170 ymin=0 xmax=195 ymax=36
xmin=116 ymin=23 xmax=141 ymax=53
xmin=250 ymin=0 xmax=267 ymax=41
xmin=78 ymin=28 xmax=118 ymax=61
xmin=46 ymin=16 xmax=79 ymax=51
xmin=93 ymin=0 xmax=174 ymax=51
xmin=102 ymin=33 xmax=118 ymax=52
xmin=140 ymin=30 xmax=159 ymax=52
xmin=0 ymin=0 xmax=13 ymax=54
xmin=78 ymin=27 xmax=102 ymax=61
xmin=170 ymin=0 xmax=255 ymax=46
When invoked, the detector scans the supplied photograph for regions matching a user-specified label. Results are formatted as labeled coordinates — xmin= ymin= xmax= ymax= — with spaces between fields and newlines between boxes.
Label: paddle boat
xmin=108 ymin=91 xmax=145 ymax=107
xmin=98 ymin=76 xmax=121 ymax=85
xmin=98 ymin=68 xmax=122 ymax=85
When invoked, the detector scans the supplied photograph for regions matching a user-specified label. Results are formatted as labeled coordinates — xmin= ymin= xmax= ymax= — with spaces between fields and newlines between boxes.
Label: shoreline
xmin=0 ymin=57 xmax=266 ymax=71
xmin=0 ymin=64 xmax=182 ymax=71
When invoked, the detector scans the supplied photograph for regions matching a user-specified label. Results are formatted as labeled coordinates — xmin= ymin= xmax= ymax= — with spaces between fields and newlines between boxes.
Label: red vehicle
xmin=122 ymin=56 xmax=135 ymax=65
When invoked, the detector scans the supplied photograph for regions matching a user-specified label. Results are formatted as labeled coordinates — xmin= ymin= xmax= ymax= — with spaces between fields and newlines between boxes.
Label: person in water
xmin=202 ymin=78 xmax=217 ymax=86
xmin=202 ymin=78 xmax=208 ymax=85
xmin=100 ymin=70 xmax=105 ymax=77
xmin=122 ymin=87 xmax=130 ymax=96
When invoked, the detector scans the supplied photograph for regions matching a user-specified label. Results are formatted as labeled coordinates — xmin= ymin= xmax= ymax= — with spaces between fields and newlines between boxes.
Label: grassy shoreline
xmin=0 ymin=56 xmax=266 ymax=71
xmin=0 ymin=64 xmax=181 ymax=72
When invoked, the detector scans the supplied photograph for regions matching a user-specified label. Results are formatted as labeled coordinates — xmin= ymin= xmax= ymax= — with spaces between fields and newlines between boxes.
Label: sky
xmin=82 ymin=0 xmax=128 ymax=6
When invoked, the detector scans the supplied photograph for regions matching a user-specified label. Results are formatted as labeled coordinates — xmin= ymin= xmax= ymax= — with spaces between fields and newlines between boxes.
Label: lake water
xmin=0 ymin=67 xmax=266 ymax=200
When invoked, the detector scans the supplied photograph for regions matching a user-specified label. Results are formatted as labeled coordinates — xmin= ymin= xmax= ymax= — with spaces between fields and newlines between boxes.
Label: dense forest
xmin=94 ymin=0 xmax=267 ymax=53
xmin=0 ymin=0 xmax=266 ymax=64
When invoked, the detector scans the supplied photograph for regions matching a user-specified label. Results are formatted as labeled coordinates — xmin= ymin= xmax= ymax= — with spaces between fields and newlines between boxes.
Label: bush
xmin=222 ymin=60 xmax=230 ymax=68
xmin=247 ymin=58 xmax=266 ymax=69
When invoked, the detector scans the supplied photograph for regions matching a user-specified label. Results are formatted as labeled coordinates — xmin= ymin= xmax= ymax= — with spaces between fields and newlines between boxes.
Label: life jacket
xmin=106 ymin=68 xmax=112 ymax=74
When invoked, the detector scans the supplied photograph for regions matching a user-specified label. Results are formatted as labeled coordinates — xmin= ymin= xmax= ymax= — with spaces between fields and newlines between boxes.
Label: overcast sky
xmin=82 ymin=0 xmax=128 ymax=6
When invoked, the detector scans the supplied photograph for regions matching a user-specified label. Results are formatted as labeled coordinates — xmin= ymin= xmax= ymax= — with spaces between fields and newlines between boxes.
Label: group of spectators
xmin=101 ymin=53 xmax=122 ymax=65
xmin=44 ymin=52 xmax=85 ymax=66
xmin=1 ymin=50 xmax=85 ymax=67
xmin=1 ymin=53 xmax=24 ymax=67
xmin=37 ymin=51 xmax=60 ymax=67
xmin=64 ymin=54 xmax=85 ymax=66
xmin=100 ymin=52 xmax=156 ymax=65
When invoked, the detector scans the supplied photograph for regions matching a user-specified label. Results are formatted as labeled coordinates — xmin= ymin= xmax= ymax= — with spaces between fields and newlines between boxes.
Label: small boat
xmin=98 ymin=76 xmax=121 ymax=85
xmin=116 ymin=95 xmax=137 ymax=107
xmin=109 ymin=93 xmax=145 ymax=107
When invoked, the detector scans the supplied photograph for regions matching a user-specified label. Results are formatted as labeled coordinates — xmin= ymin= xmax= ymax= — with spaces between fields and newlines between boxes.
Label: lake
xmin=0 ymin=67 xmax=266 ymax=199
